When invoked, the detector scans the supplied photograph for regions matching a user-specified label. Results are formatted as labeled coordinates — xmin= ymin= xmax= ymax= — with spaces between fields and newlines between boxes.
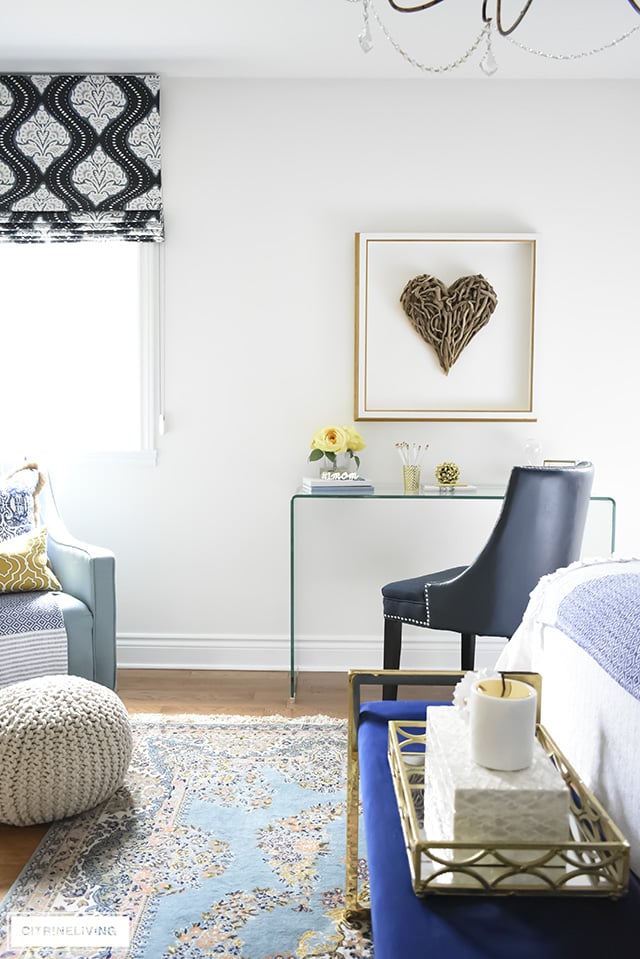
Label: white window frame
xmin=132 ymin=242 xmax=164 ymax=465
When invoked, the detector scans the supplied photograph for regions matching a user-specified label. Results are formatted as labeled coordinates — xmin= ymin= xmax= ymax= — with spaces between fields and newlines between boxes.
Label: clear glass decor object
xmin=524 ymin=436 xmax=543 ymax=467
xmin=319 ymin=452 xmax=359 ymax=479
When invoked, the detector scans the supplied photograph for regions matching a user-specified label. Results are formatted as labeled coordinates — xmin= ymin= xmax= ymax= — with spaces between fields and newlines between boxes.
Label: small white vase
xmin=319 ymin=452 xmax=357 ymax=478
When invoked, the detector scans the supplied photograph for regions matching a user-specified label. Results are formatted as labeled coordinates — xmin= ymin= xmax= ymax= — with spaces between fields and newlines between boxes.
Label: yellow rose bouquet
xmin=309 ymin=425 xmax=366 ymax=471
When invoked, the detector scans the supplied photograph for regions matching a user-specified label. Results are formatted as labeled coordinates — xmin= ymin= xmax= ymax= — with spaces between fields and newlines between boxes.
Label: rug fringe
xmin=128 ymin=712 xmax=347 ymax=725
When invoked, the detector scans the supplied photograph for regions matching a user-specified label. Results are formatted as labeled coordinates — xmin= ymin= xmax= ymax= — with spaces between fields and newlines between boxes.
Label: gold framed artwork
xmin=354 ymin=233 xmax=537 ymax=422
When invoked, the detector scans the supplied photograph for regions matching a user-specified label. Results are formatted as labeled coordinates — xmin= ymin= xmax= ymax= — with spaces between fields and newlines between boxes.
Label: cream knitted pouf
xmin=0 ymin=674 xmax=132 ymax=826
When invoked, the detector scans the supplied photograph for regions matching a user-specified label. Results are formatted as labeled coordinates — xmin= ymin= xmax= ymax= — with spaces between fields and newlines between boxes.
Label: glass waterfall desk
xmin=289 ymin=485 xmax=616 ymax=700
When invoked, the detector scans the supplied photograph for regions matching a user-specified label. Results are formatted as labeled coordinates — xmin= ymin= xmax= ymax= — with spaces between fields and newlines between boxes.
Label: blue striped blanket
xmin=556 ymin=572 xmax=640 ymax=702
xmin=0 ymin=591 xmax=67 ymax=687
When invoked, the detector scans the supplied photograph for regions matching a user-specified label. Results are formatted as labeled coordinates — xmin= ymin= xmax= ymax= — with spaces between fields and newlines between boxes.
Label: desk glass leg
xmin=290 ymin=496 xmax=296 ymax=700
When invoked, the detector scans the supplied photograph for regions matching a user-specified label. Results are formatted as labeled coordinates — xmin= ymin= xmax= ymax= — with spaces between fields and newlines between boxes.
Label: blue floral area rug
xmin=0 ymin=715 xmax=373 ymax=958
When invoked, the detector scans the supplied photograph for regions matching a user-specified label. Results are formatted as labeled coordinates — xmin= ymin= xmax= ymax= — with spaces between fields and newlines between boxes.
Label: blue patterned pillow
xmin=0 ymin=467 xmax=42 ymax=542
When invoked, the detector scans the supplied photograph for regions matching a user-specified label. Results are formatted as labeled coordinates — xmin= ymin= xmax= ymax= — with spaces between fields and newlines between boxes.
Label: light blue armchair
xmin=39 ymin=474 xmax=117 ymax=689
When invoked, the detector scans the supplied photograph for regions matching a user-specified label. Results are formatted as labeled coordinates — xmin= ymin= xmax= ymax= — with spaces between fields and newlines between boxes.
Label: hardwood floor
xmin=116 ymin=668 xmax=453 ymax=717
xmin=0 ymin=669 xmax=453 ymax=899
xmin=117 ymin=668 xmax=353 ymax=717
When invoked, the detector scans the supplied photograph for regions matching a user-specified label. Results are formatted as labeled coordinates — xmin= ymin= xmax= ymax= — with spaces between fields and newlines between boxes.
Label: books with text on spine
xmin=301 ymin=476 xmax=375 ymax=495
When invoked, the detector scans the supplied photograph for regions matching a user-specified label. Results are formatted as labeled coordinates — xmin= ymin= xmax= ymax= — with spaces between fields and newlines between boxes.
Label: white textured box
xmin=424 ymin=706 xmax=569 ymax=844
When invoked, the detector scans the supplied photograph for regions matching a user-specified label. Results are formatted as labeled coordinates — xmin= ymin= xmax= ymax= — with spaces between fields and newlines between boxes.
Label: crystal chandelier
xmin=348 ymin=0 xmax=640 ymax=76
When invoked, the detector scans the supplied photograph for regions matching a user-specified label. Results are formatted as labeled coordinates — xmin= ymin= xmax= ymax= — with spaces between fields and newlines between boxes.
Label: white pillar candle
xmin=469 ymin=677 xmax=537 ymax=771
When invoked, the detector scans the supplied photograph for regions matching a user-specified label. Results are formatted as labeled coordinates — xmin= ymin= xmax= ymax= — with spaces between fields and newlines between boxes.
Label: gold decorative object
xmin=403 ymin=466 xmax=421 ymax=494
xmin=396 ymin=441 xmax=429 ymax=494
xmin=435 ymin=461 xmax=460 ymax=485
xmin=388 ymin=719 xmax=630 ymax=898
xmin=400 ymin=274 xmax=497 ymax=374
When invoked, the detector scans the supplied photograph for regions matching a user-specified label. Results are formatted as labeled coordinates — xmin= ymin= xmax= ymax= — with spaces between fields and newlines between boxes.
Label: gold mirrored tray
xmin=389 ymin=719 xmax=630 ymax=898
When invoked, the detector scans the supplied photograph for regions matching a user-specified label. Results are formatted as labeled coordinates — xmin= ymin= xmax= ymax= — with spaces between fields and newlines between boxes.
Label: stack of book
xmin=301 ymin=476 xmax=375 ymax=495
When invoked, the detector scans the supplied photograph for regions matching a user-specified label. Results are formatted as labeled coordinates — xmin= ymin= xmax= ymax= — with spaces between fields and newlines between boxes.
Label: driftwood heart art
xmin=400 ymin=273 xmax=498 ymax=374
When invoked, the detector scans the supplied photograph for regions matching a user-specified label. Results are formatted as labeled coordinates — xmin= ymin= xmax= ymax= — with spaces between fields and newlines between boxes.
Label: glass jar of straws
xmin=395 ymin=442 xmax=428 ymax=494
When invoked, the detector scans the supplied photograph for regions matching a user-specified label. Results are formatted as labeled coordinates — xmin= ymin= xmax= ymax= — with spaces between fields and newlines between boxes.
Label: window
xmin=2 ymin=242 xmax=161 ymax=460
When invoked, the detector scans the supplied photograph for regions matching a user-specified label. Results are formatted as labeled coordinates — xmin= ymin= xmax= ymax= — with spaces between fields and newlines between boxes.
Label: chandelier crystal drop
xmin=346 ymin=0 xmax=640 ymax=76
xmin=359 ymin=1 xmax=374 ymax=52
xmin=479 ymin=26 xmax=498 ymax=75
xmin=479 ymin=47 xmax=498 ymax=77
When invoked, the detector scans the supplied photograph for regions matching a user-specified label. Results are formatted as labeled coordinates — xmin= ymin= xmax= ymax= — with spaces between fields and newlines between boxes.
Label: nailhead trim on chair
xmin=424 ymin=584 xmax=431 ymax=627
xmin=383 ymin=581 xmax=433 ymax=628
xmin=384 ymin=612 xmax=428 ymax=627
xmin=385 ymin=593 xmax=469 ymax=669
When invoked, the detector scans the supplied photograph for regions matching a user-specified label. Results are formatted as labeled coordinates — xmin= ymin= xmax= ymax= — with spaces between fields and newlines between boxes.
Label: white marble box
xmin=423 ymin=706 xmax=569 ymax=844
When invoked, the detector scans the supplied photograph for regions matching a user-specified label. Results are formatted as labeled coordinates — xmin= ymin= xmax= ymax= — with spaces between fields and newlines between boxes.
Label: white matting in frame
xmin=354 ymin=233 xmax=537 ymax=421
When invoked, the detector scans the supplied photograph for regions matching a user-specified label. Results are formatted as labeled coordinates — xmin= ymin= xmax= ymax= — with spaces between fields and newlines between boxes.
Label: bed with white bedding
xmin=496 ymin=556 xmax=640 ymax=875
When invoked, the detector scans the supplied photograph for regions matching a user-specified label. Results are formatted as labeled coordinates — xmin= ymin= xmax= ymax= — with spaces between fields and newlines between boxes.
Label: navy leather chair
xmin=381 ymin=463 xmax=594 ymax=699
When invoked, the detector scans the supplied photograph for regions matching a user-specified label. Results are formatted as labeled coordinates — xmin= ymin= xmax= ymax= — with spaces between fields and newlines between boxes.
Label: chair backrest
xmin=467 ymin=462 xmax=594 ymax=639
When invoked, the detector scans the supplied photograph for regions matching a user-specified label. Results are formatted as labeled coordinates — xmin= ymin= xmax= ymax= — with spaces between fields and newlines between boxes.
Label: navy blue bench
xmin=346 ymin=674 xmax=640 ymax=959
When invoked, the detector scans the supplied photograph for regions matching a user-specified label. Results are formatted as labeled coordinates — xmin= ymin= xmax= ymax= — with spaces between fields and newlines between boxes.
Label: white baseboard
xmin=116 ymin=632 xmax=508 ymax=672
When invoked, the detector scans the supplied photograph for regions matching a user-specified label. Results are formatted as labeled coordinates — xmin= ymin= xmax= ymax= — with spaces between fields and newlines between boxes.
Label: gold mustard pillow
xmin=0 ymin=527 xmax=62 ymax=593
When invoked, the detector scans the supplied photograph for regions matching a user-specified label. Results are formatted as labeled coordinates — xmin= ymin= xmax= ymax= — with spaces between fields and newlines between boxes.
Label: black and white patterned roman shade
xmin=0 ymin=74 xmax=163 ymax=242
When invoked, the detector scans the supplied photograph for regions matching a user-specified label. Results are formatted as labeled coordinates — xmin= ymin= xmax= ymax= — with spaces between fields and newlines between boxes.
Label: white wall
xmin=48 ymin=78 xmax=640 ymax=673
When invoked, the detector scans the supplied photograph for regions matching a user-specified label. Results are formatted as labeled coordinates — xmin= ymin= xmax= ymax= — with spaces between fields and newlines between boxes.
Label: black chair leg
xmin=461 ymin=633 xmax=476 ymax=671
xmin=383 ymin=619 xmax=403 ymax=701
